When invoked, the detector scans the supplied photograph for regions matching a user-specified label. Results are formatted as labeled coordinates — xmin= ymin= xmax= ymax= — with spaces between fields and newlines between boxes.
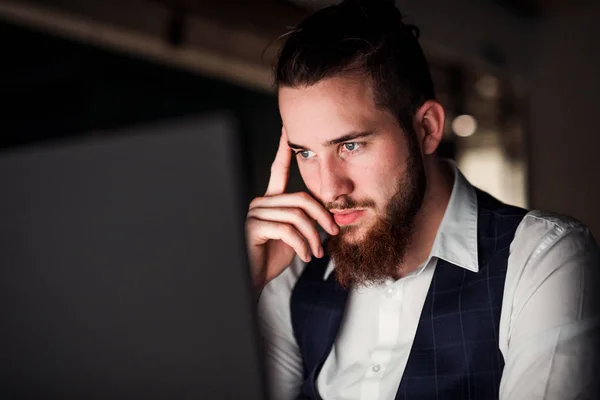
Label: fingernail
xmin=319 ymin=247 xmax=324 ymax=258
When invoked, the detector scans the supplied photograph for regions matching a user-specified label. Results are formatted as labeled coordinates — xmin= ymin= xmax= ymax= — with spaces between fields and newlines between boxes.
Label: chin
xmin=338 ymin=222 xmax=372 ymax=244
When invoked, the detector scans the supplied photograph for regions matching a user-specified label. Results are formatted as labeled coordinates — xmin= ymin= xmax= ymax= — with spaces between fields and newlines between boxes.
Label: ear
xmin=414 ymin=100 xmax=445 ymax=155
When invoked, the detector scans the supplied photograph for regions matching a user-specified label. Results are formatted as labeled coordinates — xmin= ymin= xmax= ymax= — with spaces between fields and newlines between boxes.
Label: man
xmin=246 ymin=0 xmax=600 ymax=399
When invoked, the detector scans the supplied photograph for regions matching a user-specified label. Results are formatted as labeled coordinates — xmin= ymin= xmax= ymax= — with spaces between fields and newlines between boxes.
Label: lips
xmin=331 ymin=209 xmax=366 ymax=225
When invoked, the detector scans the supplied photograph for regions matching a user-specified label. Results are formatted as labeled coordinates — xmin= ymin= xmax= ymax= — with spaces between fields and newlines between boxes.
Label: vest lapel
xmin=290 ymin=189 xmax=527 ymax=400
xmin=290 ymin=255 xmax=348 ymax=400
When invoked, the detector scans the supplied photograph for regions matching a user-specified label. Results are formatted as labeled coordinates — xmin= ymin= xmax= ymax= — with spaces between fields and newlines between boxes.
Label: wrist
xmin=252 ymin=272 xmax=266 ymax=296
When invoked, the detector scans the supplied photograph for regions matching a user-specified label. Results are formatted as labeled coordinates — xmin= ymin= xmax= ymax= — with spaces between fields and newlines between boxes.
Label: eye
xmin=342 ymin=142 xmax=361 ymax=152
xmin=295 ymin=150 xmax=315 ymax=160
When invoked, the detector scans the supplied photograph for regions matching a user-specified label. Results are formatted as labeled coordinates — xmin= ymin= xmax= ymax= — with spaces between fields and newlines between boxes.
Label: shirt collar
xmin=322 ymin=163 xmax=479 ymax=281
xmin=429 ymin=164 xmax=479 ymax=273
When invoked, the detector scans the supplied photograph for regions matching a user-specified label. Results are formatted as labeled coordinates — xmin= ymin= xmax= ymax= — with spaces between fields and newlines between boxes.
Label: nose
xmin=318 ymin=156 xmax=353 ymax=204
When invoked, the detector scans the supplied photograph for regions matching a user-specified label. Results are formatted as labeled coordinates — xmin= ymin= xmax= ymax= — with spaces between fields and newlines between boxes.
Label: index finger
xmin=265 ymin=128 xmax=292 ymax=196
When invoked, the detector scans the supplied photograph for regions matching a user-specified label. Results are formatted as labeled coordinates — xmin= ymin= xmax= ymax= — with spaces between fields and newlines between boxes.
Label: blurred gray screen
xmin=0 ymin=114 xmax=266 ymax=399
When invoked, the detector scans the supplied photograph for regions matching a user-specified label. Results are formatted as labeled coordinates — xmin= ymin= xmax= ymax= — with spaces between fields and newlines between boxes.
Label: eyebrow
xmin=287 ymin=130 xmax=376 ymax=150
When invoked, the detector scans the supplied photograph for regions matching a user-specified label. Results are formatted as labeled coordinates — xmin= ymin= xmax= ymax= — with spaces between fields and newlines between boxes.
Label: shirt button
xmin=372 ymin=364 xmax=381 ymax=372
xmin=386 ymin=287 xmax=395 ymax=297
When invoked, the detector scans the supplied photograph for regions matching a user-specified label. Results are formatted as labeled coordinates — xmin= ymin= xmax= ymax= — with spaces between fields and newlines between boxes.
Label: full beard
xmin=326 ymin=143 xmax=426 ymax=289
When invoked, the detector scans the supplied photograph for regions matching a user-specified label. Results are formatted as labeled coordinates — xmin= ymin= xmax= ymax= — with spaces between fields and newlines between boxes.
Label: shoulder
xmin=513 ymin=210 xmax=596 ymax=254
xmin=520 ymin=209 xmax=589 ymax=230
xmin=499 ymin=211 xmax=600 ymax=396
xmin=507 ymin=209 xmax=599 ymax=298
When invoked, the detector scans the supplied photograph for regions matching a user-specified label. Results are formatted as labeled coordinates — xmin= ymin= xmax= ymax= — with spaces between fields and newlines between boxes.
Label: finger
xmin=265 ymin=128 xmax=292 ymax=196
xmin=247 ymin=207 xmax=324 ymax=258
xmin=247 ymin=218 xmax=312 ymax=262
xmin=249 ymin=192 xmax=339 ymax=236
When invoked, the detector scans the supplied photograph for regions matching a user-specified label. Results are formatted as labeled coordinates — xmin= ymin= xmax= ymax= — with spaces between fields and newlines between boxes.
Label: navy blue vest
xmin=290 ymin=189 xmax=528 ymax=399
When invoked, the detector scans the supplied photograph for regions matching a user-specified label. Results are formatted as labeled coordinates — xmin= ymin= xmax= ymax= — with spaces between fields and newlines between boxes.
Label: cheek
xmin=351 ymin=157 xmax=402 ymax=207
xmin=356 ymin=173 xmax=389 ymax=207
xmin=297 ymin=163 xmax=321 ymax=195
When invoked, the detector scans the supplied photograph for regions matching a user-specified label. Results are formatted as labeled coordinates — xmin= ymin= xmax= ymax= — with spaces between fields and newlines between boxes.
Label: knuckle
xmin=290 ymin=208 xmax=304 ymax=219
xmin=282 ymin=224 xmax=294 ymax=235
xmin=296 ymin=237 xmax=307 ymax=249
xmin=244 ymin=216 xmax=259 ymax=229
xmin=248 ymin=197 xmax=264 ymax=209
xmin=297 ymin=192 xmax=311 ymax=201
xmin=282 ymin=224 xmax=296 ymax=237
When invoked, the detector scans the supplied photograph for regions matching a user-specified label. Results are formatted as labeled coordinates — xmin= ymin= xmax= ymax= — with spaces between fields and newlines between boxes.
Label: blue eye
xmin=343 ymin=142 xmax=360 ymax=152
xmin=297 ymin=150 xmax=315 ymax=159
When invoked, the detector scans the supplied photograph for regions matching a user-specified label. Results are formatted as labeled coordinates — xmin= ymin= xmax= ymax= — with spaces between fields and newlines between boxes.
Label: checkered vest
xmin=290 ymin=189 xmax=528 ymax=399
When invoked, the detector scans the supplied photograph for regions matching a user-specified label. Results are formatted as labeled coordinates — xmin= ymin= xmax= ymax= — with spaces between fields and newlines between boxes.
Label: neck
xmin=399 ymin=157 xmax=454 ymax=277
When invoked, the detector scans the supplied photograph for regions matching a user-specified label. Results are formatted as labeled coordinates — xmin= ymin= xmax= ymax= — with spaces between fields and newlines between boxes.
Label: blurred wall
xmin=394 ymin=0 xmax=530 ymax=82
xmin=527 ymin=2 xmax=600 ymax=237
xmin=393 ymin=0 xmax=599 ymax=236
xmin=0 ymin=21 xmax=282 ymax=204
xmin=3 ymin=0 xmax=599 ymax=236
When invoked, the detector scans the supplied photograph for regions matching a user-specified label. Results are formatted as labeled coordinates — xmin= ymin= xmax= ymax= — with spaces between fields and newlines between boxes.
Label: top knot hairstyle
xmin=275 ymin=0 xmax=435 ymax=136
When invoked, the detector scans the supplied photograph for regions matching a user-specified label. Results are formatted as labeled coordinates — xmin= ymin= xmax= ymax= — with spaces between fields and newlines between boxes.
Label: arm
xmin=258 ymin=262 xmax=305 ymax=400
xmin=247 ymin=129 xmax=337 ymax=398
xmin=500 ymin=213 xmax=600 ymax=399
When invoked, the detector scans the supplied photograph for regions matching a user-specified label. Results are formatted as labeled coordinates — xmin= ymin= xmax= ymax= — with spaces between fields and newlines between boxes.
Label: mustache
xmin=324 ymin=197 xmax=376 ymax=211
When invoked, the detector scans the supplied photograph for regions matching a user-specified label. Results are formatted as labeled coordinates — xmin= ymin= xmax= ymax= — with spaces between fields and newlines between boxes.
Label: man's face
xmin=279 ymin=76 xmax=426 ymax=286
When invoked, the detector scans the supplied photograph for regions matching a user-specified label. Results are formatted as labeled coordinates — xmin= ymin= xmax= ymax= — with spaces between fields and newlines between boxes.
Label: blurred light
xmin=452 ymin=114 xmax=478 ymax=137
xmin=457 ymin=146 xmax=527 ymax=208
xmin=475 ymin=74 xmax=499 ymax=99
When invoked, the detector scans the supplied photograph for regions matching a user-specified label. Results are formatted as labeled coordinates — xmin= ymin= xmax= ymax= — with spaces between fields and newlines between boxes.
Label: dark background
xmin=1 ymin=0 xmax=599 ymax=232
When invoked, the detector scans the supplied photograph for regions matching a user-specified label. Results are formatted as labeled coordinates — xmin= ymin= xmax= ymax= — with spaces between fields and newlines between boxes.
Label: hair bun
xmin=340 ymin=0 xmax=401 ymax=14
xmin=338 ymin=0 xmax=419 ymax=38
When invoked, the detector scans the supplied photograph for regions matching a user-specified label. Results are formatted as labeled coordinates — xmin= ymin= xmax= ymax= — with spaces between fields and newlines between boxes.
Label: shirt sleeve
xmin=500 ymin=212 xmax=600 ymax=399
xmin=257 ymin=258 xmax=305 ymax=400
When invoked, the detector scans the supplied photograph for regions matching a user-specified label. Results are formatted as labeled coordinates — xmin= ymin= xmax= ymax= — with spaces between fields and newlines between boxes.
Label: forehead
xmin=278 ymin=77 xmax=387 ymax=143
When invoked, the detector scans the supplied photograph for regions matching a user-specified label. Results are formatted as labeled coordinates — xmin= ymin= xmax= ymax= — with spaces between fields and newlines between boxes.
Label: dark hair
xmin=275 ymin=0 xmax=435 ymax=135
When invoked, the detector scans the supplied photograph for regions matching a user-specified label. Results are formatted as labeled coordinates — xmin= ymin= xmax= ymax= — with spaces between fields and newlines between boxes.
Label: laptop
xmin=0 ymin=113 xmax=268 ymax=399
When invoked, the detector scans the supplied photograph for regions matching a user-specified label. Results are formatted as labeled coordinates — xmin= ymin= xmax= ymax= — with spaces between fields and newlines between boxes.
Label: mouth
xmin=330 ymin=209 xmax=367 ymax=226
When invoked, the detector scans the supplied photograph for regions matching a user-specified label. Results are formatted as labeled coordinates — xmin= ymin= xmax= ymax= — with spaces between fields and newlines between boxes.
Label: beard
xmin=326 ymin=138 xmax=426 ymax=289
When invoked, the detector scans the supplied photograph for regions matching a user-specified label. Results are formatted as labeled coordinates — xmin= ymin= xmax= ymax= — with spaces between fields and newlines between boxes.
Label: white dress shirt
xmin=257 ymin=167 xmax=600 ymax=400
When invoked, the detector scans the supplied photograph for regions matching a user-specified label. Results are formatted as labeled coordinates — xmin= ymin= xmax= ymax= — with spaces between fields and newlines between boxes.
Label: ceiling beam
xmin=0 ymin=0 xmax=310 ymax=92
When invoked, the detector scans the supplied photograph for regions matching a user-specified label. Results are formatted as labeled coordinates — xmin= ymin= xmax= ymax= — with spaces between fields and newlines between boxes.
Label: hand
xmin=245 ymin=128 xmax=339 ymax=293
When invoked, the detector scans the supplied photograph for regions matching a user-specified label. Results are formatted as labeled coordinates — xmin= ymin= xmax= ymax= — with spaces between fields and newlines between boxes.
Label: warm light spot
xmin=452 ymin=114 xmax=477 ymax=137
